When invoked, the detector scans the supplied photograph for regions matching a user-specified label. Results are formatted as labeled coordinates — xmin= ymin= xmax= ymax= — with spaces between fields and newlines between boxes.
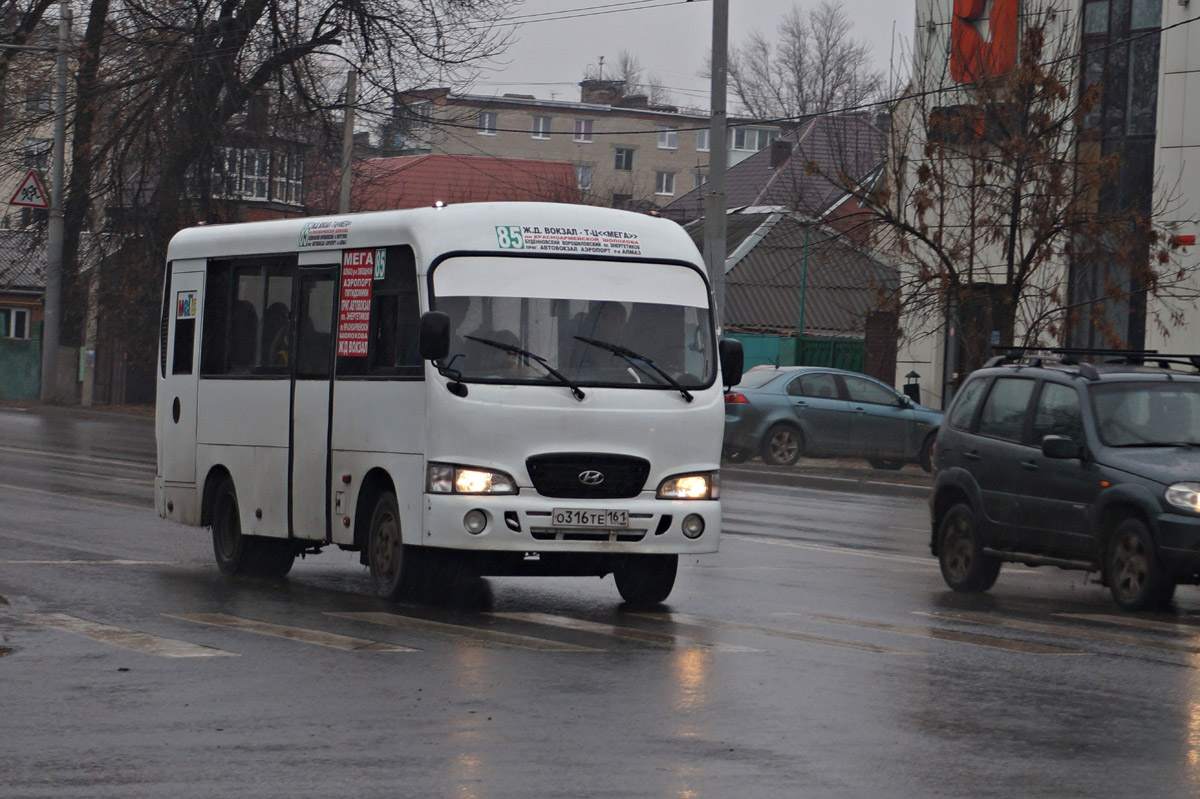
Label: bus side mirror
xmin=719 ymin=338 xmax=744 ymax=388
xmin=419 ymin=311 xmax=450 ymax=361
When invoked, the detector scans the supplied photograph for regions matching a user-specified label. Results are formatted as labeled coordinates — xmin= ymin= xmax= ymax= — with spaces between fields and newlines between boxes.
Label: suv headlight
xmin=427 ymin=463 xmax=517 ymax=495
xmin=1166 ymin=482 xmax=1200 ymax=513
xmin=657 ymin=471 xmax=719 ymax=500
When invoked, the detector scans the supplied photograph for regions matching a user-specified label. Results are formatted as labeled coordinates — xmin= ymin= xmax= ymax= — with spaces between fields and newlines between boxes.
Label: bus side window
xmin=201 ymin=257 xmax=295 ymax=376
xmin=201 ymin=262 xmax=230 ymax=374
xmin=337 ymin=245 xmax=420 ymax=378
xmin=172 ymin=317 xmax=195 ymax=375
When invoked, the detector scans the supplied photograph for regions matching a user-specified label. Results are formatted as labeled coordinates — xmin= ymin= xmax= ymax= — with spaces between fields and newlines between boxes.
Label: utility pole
xmin=703 ymin=0 xmax=729 ymax=327
xmin=338 ymin=70 xmax=356 ymax=215
xmin=40 ymin=0 xmax=69 ymax=401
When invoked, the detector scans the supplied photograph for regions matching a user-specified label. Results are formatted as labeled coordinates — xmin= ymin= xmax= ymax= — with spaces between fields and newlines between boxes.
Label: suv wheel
xmin=938 ymin=503 xmax=1001 ymax=592
xmin=1106 ymin=517 xmax=1173 ymax=611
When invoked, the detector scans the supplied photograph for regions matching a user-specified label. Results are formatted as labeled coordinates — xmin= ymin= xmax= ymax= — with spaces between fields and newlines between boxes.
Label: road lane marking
xmin=630 ymin=612 xmax=925 ymax=655
xmin=168 ymin=613 xmax=414 ymax=652
xmin=790 ymin=613 xmax=1083 ymax=655
xmin=0 ymin=559 xmax=172 ymax=565
xmin=51 ymin=468 xmax=153 ymax=485
xmin=20 ymin=613 xmax=235 ymax=658
xmin=0 ymin=444 xmax=153 ymax=470
xmin=0 ymin=480 xmax=149 ymax=511
xmin=1057 ymin=613 xmax=1200 ymax=635
xmin=489 ymin=612 xmax=759 ymax=652
xmin=328 ymin=611 xmax=598 ymax=652
xmin=721 ymin=509 xmax=929 ymax=536
xmin=922 ymin=611 xmax=1200 ymax=654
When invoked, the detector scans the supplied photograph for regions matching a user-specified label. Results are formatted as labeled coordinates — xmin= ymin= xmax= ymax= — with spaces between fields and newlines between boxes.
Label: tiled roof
xmin=686 ymin=211 xmax=896 ymax=337
xmin=311 ymin=154 xmax=581 ymax=212
xmin=0 ymin=229 xmax=45 ymax=291
xmin=665 ymin=114 xmax=885 ymax=224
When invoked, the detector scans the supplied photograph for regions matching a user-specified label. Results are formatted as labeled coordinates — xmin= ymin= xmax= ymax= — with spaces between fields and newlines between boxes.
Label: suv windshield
xmin=1092 ymin=380 xmax=1200 ymax=446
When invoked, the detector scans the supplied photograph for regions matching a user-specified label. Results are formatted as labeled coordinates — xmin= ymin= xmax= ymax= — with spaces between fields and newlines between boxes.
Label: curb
xmin=723 ymin=464 xmax=932 ymax=500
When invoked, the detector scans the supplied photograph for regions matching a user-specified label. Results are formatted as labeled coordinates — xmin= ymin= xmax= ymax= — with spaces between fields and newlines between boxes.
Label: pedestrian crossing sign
xmin=9 ymin=169 xmax=48 ymax=208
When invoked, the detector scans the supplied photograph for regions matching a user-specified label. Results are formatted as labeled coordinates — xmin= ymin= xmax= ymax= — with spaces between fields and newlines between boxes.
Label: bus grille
xmin=525 ymin=453 xmax=651 ymax=499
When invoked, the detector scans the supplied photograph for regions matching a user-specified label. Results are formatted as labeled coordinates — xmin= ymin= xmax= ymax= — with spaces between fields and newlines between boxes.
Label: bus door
xmin=289 ymin=264 xmax=338 ymax=541
xmin=160 ymin=262 xmax=204 ymax=485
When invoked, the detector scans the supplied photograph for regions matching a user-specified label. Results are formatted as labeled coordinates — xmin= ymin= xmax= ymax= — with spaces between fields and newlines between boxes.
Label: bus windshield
xmin=432 ymin=257 xmax=715 ymax=388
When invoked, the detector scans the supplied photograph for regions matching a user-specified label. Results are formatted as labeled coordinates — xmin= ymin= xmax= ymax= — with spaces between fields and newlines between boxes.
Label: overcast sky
xmin=464 ymin=0 xmax=917 ymax=111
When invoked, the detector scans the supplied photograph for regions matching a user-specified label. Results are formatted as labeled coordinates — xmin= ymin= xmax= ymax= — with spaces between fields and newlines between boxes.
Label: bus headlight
xmin=1166 ymin=482 xmax=1200 ymax=513
xmin=656 ymin=471 xmax=719 ymax=500
xmin=427 ymin=463 xmax=518 ymax=495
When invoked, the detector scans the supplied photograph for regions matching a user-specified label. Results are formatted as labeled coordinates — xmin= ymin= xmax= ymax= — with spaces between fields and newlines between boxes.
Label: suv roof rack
xmin=984 ymin=347 xmax=1200 ymax=377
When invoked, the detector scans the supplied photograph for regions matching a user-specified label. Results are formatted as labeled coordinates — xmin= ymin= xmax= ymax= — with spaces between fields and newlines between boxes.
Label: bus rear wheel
xmin=211 ymin=476 xmax=294 ymax=577
xmin=614 ymin=554 xmax=678 ymax=605
xmin=368 ymin=491 xmax=414 ymax=600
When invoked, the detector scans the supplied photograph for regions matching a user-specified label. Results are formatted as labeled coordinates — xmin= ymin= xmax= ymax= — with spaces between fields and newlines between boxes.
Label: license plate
xmin=551 ymin=508 xmax=629 ymax=528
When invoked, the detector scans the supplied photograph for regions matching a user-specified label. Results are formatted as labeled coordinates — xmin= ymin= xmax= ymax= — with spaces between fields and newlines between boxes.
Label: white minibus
xmin=156 ymin=202 xmax=742 ymax=603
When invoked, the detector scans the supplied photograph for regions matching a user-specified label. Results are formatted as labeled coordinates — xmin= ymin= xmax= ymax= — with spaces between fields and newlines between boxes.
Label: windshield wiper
xmin=573 ymin=336 xmax=694 ymax=402
xmin=465 ymin=335 xmax=585 ymax=401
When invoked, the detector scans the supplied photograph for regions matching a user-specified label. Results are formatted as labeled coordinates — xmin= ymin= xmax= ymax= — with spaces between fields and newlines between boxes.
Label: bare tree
xmin=726 ymin=0 xmax=884 ymax=119
xmin=584 ymin=50 xmax=672 ymax=107
xmin=805 ymin=1 xmax=1193 ymax=377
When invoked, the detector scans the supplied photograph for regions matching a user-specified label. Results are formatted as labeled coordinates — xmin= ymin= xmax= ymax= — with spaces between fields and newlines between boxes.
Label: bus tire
xmin=211 ymin=475 xmax=295 ymax=577
xmin=368 ymin=491 xmax=411 ymax=600
xmin=614 ymin=554 xmax=678 ymax=605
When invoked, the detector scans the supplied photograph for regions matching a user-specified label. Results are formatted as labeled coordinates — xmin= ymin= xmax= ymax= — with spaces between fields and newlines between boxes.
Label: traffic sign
xmin=9 ymin=170 xmax=48 ymax=208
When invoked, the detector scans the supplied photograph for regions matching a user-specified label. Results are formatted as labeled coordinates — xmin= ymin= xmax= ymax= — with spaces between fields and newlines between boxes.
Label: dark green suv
xmin=931 ymin=350 xmax=1200 ymax=610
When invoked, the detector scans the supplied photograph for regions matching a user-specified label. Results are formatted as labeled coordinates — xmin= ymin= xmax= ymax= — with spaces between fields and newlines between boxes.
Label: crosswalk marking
xmin=21 ymin=613 xmax=236 ymax=658
xmin=168 ymin=613 xmax=415 ymax=652
xmin=923 ymin=611 xmax=1200 ymax=654
xmin=792 ymin=613 xmax=1083 ymax=655
xmin=631 ymin=611 xmax=926 ymax=655
xmin=328 ymin=611 xmax=598 ymax=652
xmin=489 ymin=611 xmax=759 ymax=652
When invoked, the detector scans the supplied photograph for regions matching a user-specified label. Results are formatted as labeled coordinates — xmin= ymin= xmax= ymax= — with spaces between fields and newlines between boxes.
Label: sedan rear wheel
xmin=761 ymin=424 xmax=803 ymax=466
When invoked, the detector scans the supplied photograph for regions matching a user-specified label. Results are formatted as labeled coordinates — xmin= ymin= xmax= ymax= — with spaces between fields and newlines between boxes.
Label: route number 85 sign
xmin=495 ymin=226 xmax=525 ymax=249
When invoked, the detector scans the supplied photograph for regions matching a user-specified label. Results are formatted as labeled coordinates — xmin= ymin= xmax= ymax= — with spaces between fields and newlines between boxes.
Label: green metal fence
xmin=0 ymin=320 xmax=41 ymax=400
xmin=727 ymin=333 xmax=864 ymax=373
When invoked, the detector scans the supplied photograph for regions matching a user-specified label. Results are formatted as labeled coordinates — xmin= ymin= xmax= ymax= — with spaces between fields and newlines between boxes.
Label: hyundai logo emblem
xmin=578 ymin=470 xmax=605 ymax=486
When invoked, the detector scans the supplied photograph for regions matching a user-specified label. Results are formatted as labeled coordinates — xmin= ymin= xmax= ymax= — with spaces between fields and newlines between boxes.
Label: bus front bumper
xmin=422 ymin=493 xmax=720 ymax=554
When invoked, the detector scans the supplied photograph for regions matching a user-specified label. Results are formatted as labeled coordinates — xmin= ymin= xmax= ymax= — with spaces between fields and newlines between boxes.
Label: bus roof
xmin=166 ymin=202 xmax=703 ymax=271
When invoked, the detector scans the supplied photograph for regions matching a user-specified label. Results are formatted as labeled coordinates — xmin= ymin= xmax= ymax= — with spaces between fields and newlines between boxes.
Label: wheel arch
xmin=353 ymin=467 xmax=398 ymax=558
xmin=199 ymin=464 xmax=233 ymax=528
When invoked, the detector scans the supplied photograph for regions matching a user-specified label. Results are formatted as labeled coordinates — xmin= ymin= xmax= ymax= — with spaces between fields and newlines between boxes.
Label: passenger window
xmin=948 ymin=378 xmax=987 ymax=430
xmin=843 ymin=375 xmax=898 ymax=405
xmin=789 ymin=373 xmax=838 ymax=399
xmin=296 ymin=273 xmax=336 ymax=378
xmin=337 ymin=246 xmax=421 ymax=377
xmin=977 ymin=378 xmax=1036 ymax=442
xmin=1033 ymin=383 xmax=1083 ymax=443
xmin=200 ymin=256 xmax=296 ymax=376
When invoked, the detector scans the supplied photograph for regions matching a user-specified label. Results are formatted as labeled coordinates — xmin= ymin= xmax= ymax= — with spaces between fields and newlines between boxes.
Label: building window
xmin=478 ymin=111 xmax=498 ymax=135
xmin=241 ymin=149 xmax=270 ymax=199
xmin=273 ymin=153 xmax=303 ymax=205
xmin=696 ymin=128 xmax=710 ymax=152
xmin=23 ymin=138 xmax=50 ymax=171
xmin=574 ymin=119 xmax=593 ymax=142
xmin=655 ymin=171 xmax=675 ymax=196
xmin=695 ymin=172 xmax=708 ymax=190
xmin=658 ymin=126 xmax=678 ymax=149
xmin=532 ymin=116 xmax=552 ymax=139
xmin=730 ymin=127 xmax=780 ymax=152
xmin=0 ymin=307 xmax=30 ymax=339
xmin=24 ymin=86 xmax=50 ymax=113
xmin=575 ymin=165 xmax=593 ymax=191
xmin=614 ymin=148 xmax=634 ymax=171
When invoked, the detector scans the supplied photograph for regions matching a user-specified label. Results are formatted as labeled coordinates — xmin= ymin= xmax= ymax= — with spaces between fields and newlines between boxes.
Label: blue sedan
xmin=723 ymin=366 xmax=943 ymax=470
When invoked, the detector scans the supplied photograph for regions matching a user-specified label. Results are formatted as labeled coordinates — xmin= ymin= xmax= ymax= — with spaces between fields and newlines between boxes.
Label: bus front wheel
xmin=211 ymin=476 xmax=294 ymax=577
xmin=613 ymin=554 xmax=678 ymax=605
xmin=368 ymin=491 xmax=412 ymax=600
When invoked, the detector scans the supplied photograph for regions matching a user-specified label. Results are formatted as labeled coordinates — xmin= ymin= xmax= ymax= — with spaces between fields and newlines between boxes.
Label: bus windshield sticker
xmin=299 ymin=219 xmax=351 ymax=248
xmin=373 ymin=248 xmax=386 ymax=280
xmin=176 ymin=291 xmax=197 ymax=319
xmin=337 ymin=249 xmax=375 ymax=357
xmin=495 ymin=224 xmax=642 ymax=257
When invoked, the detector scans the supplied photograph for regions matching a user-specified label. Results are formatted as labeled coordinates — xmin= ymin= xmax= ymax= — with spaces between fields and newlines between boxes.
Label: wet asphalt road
xmin=3 ymin=407 xmax=1200 ymax=798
